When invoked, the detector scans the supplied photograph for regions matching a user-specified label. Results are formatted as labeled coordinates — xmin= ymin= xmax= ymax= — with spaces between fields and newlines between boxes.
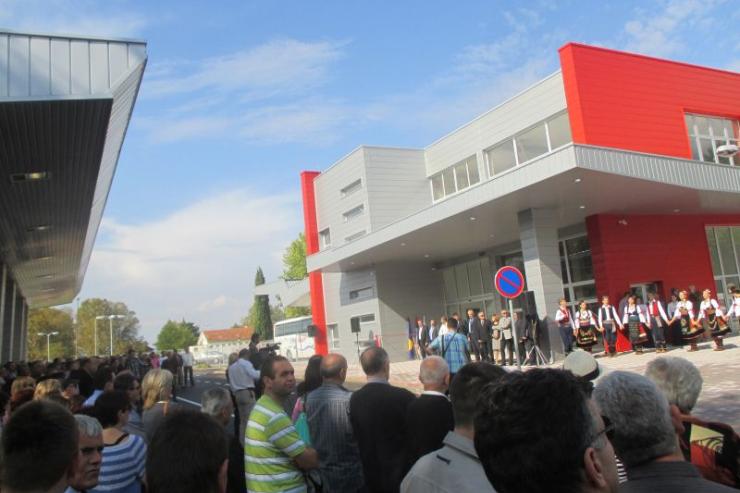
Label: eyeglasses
xmin=592 ymin=415 xmax=616 ymax=444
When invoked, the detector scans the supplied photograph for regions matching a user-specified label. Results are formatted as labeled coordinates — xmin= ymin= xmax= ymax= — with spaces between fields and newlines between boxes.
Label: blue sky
xmin=2 ymin=0 xmax=739 ymax=341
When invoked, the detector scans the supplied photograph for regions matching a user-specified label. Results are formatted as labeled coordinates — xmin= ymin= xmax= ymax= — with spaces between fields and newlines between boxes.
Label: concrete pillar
xmin=0 ymin=265 xmax=6 ymax=361
xmin=517 ymin=208 xmax=566 ymax=360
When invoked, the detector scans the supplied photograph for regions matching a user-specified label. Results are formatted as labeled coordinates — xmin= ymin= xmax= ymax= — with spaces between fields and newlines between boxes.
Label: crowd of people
xmin=2 ymin=314 xmax=738 ymax=493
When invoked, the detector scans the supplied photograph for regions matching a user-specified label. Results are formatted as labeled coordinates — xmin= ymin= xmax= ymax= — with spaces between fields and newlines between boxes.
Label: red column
xmin=301 ymin=171 xmax=328 ymax=356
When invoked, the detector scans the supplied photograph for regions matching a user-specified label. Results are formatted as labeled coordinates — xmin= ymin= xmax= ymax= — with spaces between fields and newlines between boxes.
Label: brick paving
xmin=300 ymin=334 xmax=740 ymax=430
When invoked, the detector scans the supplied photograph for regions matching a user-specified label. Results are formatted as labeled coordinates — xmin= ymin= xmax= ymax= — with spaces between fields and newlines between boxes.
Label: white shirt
xmin=181 ymin=352 xmax=194 ymax=366
xmin=732 ymin=297 xmax=740 ymax=317
xmin=697 ymin=299 xmax=723 ymax=320
xmin=555 ymin=308 xmax=573 ymax=328
xmin=227 ymin=358 xmax=260 ymax=391
xmin=673 ymin=300 xmax=695 ymax=319
xmin=622 ymin=305 xmax=647 ymax=325
xmin=647 ymin=300 xmax=669 ymax=322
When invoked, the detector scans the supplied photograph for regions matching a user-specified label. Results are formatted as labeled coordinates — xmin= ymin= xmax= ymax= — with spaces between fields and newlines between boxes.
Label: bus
xmin=273 ymin=316 xmax=314 ymax=361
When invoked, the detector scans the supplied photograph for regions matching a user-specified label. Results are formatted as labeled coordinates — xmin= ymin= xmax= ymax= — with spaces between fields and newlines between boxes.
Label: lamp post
xmin=37 ymin=331 xmax=59 ymax=362
xmin=94 ymin=316 xmax=106 ymax=356
xmin=107 ymin=315 xmax=125 ymax=356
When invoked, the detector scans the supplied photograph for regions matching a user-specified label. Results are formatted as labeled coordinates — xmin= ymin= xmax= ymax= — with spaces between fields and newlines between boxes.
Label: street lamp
xmin=107 ymin=315 xmax=125 ymax=356
xmin=37 ymin=331 xmax=59 ymax=362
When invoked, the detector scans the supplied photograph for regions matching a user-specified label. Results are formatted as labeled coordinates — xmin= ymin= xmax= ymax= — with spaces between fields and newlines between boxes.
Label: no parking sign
xmin=494 ymin=266 xmax=525 ymax=299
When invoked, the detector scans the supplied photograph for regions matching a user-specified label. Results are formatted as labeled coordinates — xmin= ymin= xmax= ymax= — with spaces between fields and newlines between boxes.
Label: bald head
xmin=419 ymin=355 xmax=450 ymax=392
xmin=321 ymin=353 xmax=348 ymax=382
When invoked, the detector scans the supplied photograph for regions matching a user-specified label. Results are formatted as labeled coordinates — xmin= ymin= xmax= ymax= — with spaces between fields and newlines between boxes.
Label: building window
xmin=486 ymin=111 xmax=573 ymax=177
xmin=319 ymin=228 xmax=331 ymax=249
xmin=429 ymin=155 xmax=480 ymax=202
xmin=686 ymin=114 xmax=739 ymax=166
xmin=706 ymin=226 xmax=740 ymax=306
xmin=349 ymin=286 xmax=374 ymax=301
xmin=343 ymin=204 xmax=364 ymax=222
xmin=327 ymin=323 xmax=340 ymax=349
xmin=359 ymin=314 xmax=375 ymax=324
xmin=340 ymin=179 xmax=362 ymax=198
xmin=345 ymin=230 xmax=366 ymax=242
xmin=560 ymin=235 xmax=596 ymax=310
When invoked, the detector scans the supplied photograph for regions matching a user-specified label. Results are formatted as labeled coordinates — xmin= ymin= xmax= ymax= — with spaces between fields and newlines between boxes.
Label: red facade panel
xmin=560 ymin=43 xmax=740 ymax=159
xmin=300 ymin=171 xmax=328 ymax=355
xmin=586 ymin=213 xmax=740 ymax=304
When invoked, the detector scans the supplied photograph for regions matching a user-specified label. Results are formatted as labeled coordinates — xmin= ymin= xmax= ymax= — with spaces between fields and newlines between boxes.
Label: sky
xmin=1 ymin=0 xmax=739 ymax=342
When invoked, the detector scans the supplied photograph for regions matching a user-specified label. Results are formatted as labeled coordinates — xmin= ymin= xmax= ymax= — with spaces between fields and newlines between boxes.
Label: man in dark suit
xmin=476 ymin=311 xmax=492 ymax=361
xmin=466 ymin=308 xmax=486 ymax=361
xmin=417 ymin=319 xmax=429 ymax=358
xmin=405 ymin=356 xmax=454 ymax=467
xmin=350 ymin=347 xmax=416 ymax=493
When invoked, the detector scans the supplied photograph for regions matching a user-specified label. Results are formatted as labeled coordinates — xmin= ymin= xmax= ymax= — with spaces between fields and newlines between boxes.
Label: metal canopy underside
xmin=0 ymin=98 xmax=111 ymax=306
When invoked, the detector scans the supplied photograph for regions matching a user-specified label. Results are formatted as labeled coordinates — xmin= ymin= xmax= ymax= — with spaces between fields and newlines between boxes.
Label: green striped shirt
xmin=245 ymin=395 xmax=307 ymax=493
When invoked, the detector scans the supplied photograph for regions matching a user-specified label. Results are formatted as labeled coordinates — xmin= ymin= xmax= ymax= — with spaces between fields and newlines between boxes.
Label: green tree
xmin=180 ymin=320 xmax=200 ymax=340
xmin=155 ymin=320 xmax=199 ymax=351
xmin=282 ymin=233 xmax=307 ymax=280
xmin=247 ymin=267 xmax=273 ymax=340
xmin=76 ymin=298 xmax=143 ymax=356
xmin=27 ymin=307 xmax=75 ymax=360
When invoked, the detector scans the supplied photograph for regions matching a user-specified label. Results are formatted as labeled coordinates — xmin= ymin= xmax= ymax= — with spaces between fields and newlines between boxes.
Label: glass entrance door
xmin=630 ymin=282 xmax=659 ymax=304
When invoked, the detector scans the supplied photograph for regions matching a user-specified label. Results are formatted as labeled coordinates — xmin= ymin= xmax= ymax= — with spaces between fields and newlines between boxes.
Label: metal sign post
xmin=494 ymin=266 xmax=526 ymax=371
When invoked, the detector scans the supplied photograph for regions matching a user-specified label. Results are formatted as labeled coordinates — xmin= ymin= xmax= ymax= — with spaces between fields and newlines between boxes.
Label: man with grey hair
xmin=646 ymin=357 xmax=740 ymax=489
xmin=594 ymin=371 xmax=735 ymax=492
xmin=305 ymin=353 xmax=364 ymax=492
xmin=406 ymin=356 xmax=454 ymax=466
xmin=66 ymin=415 xmax=104 ymax=493
xmin=201 ymin=387 xmax=245 ymax=493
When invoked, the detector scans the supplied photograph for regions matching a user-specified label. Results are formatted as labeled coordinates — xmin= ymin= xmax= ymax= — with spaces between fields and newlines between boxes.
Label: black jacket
xmin=350 ymin=382 xmax=416 ymax=493
xmin=405 ymin=393 xmax=454 ymax=466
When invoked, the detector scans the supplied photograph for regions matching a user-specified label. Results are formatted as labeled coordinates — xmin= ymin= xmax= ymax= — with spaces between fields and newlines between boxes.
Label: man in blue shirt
xmin=429 ymin=318 xmax=470 ymax=380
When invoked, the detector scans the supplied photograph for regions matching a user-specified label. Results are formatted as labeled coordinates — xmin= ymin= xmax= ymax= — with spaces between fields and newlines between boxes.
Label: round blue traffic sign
xmin=494 ymin=266 xmax=525 ymax=299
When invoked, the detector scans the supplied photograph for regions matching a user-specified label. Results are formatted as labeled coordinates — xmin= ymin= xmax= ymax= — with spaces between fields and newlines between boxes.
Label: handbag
xmin=293 ymin=397 xmax=312 ymax=446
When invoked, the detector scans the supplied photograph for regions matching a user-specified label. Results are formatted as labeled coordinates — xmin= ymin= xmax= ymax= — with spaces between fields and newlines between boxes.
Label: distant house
xmin=191 ymin=326 xmax=254 ymax=358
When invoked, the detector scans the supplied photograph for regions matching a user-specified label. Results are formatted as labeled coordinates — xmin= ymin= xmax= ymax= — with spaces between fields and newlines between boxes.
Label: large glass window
xmin=707 ymin=226 xmax=740 ymax=306
xmin=560 ymin=235 xmax=596 ymax=309
xmin=486 ymin=139 xmax=516 ymax=176
xmin=441 ymin=258 xmax=494 ymax=312
xmin=515 ymin=124 xmax=549 ymax=163
xmin=547 ymin=112 xmax=572 ymax=149
xmin=686 ymin=114 xmax=739 ymax=166
xmin=430 ymin=155 xmax=480 ymax=202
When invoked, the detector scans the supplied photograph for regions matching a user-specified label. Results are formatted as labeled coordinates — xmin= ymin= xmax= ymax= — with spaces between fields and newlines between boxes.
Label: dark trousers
xmin=559 ymin=325 xmax=574 ymax=354
xmin=479 ymin=341 xmax=491 ymax=361
xmin=650 ymin=317 xmax=666 ymax=345
xmin=501 ymin=338 xmax=515 ymax=365
xmin=603 ymin=324 xmax=617 ymax=353
xmin=184 ymin=366 xmax=194 ymax=386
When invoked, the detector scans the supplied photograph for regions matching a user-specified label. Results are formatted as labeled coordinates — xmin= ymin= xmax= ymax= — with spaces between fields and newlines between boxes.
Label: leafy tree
xmin=155 ymin=320 xmax=198 ymax=351
xmin=76 ymin=298 xmax=143 ymax=356
xmin=27 ymin=308 xmax=75 ymax=360
xmin=247 ymin=267 xmax=273 ymax=340
xmin=180 ymin=320 xmax=200 ymax=340
xmin=282 ymin=233 xmax=307 ymax=280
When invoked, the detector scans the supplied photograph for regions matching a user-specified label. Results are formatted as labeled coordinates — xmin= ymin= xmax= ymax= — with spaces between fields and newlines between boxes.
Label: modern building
xmin=0 ymin=30 xmax=147 ymax=361
xmin=301 ymin=43 xmax=740 ymax=362
xmin=191 ymin=326 xmax=254 ymax=358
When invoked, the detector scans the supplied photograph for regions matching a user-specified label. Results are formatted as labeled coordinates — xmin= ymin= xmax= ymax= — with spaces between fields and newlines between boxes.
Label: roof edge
xmin=0 ymin=27 xmax=147 ymax=45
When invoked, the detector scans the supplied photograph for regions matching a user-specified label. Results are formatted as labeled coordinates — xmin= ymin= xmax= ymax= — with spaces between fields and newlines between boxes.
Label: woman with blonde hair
xmin=33 ymin=378 xmax=62 ymax=401
xmin=10 ymin=376 xmax=35 ymax=398
xmin=141 ymin=369 xmax=176 ymax=441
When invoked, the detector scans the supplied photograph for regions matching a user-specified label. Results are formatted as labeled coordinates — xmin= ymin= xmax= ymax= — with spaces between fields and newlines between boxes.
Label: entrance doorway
xmin=630 ymin=282 xmax=659 ymax=304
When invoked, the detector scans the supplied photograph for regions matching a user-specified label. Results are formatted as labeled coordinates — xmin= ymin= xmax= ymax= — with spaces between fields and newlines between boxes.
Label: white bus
xmin=273 ymin=316 xmax=315 ymax=361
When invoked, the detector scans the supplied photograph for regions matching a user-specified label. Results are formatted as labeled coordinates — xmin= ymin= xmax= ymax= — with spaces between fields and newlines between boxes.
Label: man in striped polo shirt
xmin=245 ymin=355 xmax=319 ymax=493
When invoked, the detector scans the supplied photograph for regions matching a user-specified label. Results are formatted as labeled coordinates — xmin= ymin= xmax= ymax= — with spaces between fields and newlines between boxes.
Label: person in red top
xmin=647 ymin=292 xmax=670 ymax=353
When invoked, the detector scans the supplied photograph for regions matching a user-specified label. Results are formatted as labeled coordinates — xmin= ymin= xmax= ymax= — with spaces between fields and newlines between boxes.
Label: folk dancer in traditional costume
xmin=597 ymin=295 xmax=622 ymax=357
xmin=555 ymin=298 xmax=574 ymax=355
xmin=668 ymin=290 xmax=703 ymax=351
xmin=622 ymin=296 xmax=648 ymax=354
xmin=697 ymin=289 xmax=730 ymax=351
xmin=574 ymin=301 xmax=598 ymax=352
xmin=647 ymin=291 xmax=670 ymax=353
xmin=730 ymin=289 xmax=740 ymax=332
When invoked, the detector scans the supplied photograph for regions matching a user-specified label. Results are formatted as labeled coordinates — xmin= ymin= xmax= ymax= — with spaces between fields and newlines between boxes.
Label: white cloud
xmin=144 ymin=39 xmax=346 ymax=100
xmin=79 ymin=189 xmax=302 ymax=341
xmin=0 ymin=0 xmax=148 ymax=38
xmin=621 ymin=0 xmax=722 ymax=58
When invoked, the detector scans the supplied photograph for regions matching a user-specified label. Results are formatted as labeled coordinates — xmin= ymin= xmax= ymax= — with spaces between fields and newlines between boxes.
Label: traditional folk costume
xmin=597 ymin=304 xmax=622 ymax=357
xmin=555 ymin=306 xmax=574 ymax=354
xmin=648 ymin=299 xmax=670 ymax=352
xmin=698 ymin=299 xmax=730 ymax=351
xmin=575 ymin=309 xmax=598 ymax=352
xmin=622 ymin=305 xmax=648 ymax=353
xmin=673 ymin=300 xmax=703 ymax=351
xmin=730 ymin=294 xmax=740 ymax=334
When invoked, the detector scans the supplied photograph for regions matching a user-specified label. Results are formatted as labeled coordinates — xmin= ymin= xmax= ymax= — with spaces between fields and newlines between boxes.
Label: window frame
xmin=340 ymin=179 xmax=363 ymax=198
xmin=319 ymin=228 xmax=331 ymax=250
xmin=342 ymin=204 xmax=365 ymax=223
xmin=686 ymin=113 xmax=739 ymax=166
